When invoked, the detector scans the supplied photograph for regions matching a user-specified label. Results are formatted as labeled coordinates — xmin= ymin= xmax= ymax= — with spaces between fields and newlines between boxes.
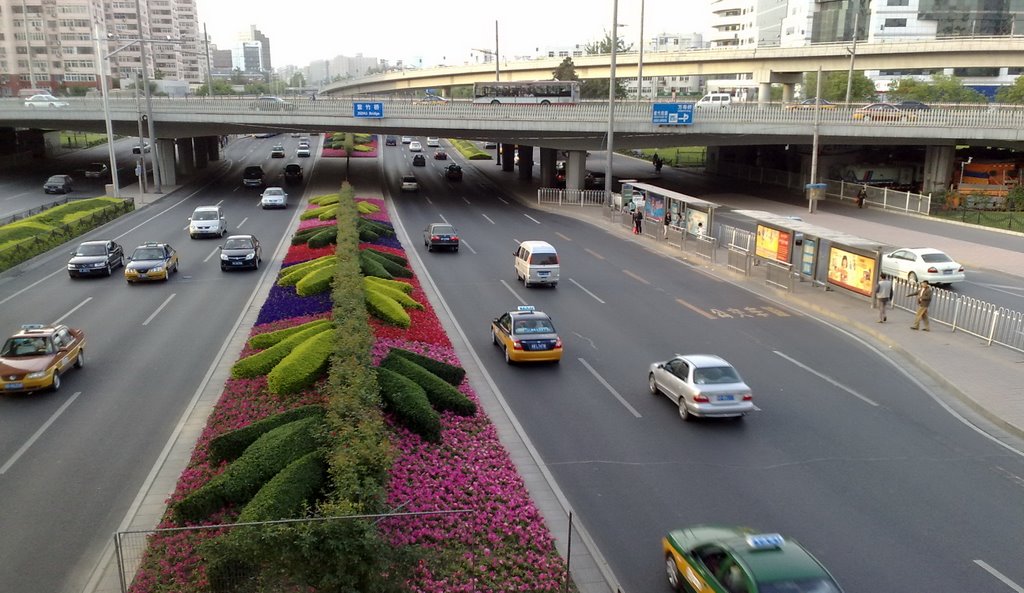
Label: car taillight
xmin=693 ymin=394 xmax=710 ymax=403
xmin=742 ymin=394 xmax=752 ymax=401
xmin=927 ymin=267 xmax=939 ymax=273
xmin=958 ymin=266 xmax=964 ymax=272
xmin=451 ymin=236 xmax=459 ymax=241
xmin=512 ymin=340 xmax=523 ymax=350
xmin=431 ymin=235 xmax=440 ymax=240
xmin=554 ymin=337 xmax=562 ymax=348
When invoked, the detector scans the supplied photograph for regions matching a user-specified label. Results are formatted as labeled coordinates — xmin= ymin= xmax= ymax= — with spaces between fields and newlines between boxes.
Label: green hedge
xmin=375 ymin=367 xmax=441 ymax=443
xmin=356 ymin=201 xmax=380 ymax=214
xmin=207 ymin=404 xmax=326 ymax=464
xmin=362 ymin=278 xmax=422 ymax=310
xmin=248 ymin=318 xmax=332 ymax=351
xmin=385 ymin=348 xmax=466 ymax=386
xmin=357 ymin=218 xmax=394 ymax=237
xmin=300 ymin=204 xmax=338 ymax=221
xmin=307 ymin=227 xmax=337 ymax=248
xmin=277 ymin=258 xmax=336 ymax=287
xmin=173 ymin=415 xmax=322 ymax=523
xmin=309 ymin=193 xmax=340 ymax=206
xmin=450 ymin=139 xmax=493 ymax=160
xmin=365 ymin=288 xmax=410 ymax=327
xmin=231 ymin=325 xmax=333 ymax=378
xmin=291 ymin=225 xmax=337 ymax=245
xmin=359 ymin=250 xmax=392 ymax=279
xmin=237 ymin=451 xmax=327 ymax=522
xmin=362 ymin=249 xmax=412 ymax=278
xmin=267 ymin=329 xmax=335 ymax=395
xmin=295 ymin=264 xmax=335 ymax=296
xmin=364 ymin=276 xmax=413 ymax=294
xmin=364 ymin=248 xmax=407 ymax=266
xmin=379 ymin=355 xmax=476 ymax=417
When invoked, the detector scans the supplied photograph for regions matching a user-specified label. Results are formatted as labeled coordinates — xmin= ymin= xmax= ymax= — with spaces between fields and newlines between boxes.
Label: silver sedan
xmin=648 ymin=354 xmax=754 ymax=421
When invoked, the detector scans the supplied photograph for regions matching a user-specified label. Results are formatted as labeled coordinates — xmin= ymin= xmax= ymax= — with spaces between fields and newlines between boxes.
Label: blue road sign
xmin=353 ymin=102 xmax=384 ymax=118
xmin=652 ymin=103 xmax=694 ymax=126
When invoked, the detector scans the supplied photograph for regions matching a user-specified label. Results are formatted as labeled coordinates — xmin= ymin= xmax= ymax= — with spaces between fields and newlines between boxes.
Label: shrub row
xmin=379 ymin=355 xmax=475 ymax=417
xmin=237 ymin=451 xmax=328 ymax=522
xmin=363 ymin=277 xmax=422 ymax=310
xmin=364 ymin=276 xmax=412 ymax=294
xmin=364 ymin=248 xmax=406 ymax=266
xmin=300 ymin=204 xmax=339 ymax=221
xmin=386 ymin=347 xmax=466 ymax=386
xmin=356 ymin=201 xmax=380 ymax=214
xmin=375 ymin=367 xmax=441 ymax=443
xmin=231 ymin=324 xmax=333 ymax=378
xmin=295 ymin=264 xmax=335 ymax=296
xmin=309 ymin=193 xmax=339 ymax=206
xmin=267 ymin=328 xmax=335 ymax=395
xmin=364 ymin=287 xmax=411 ymax=327
xmin=291 ymin=224 xmax=337 ymax=245
xmin=277 ymin=257 xmax=336 ymax=287
xmin=208 ymin=404 xmax=326 ymax=464
xmin=449 ymin=139 xmax=493 ymax=160
xmin=359 ymin=250 xmax=392 ymax=279
xmin=173 ymin=415 xmax=322 ymax=523
xmin=362 ymin=249 xmax=412 ymax=278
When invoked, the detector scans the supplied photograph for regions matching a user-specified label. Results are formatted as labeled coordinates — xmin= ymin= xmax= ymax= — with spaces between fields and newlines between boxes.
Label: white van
xmin=188 ymin=205 xmax=227 ymax=239
xmin=514 ymin=240 xmax=559 ymax=288
xmin=696 ymin=93 xmax=732 ymax=108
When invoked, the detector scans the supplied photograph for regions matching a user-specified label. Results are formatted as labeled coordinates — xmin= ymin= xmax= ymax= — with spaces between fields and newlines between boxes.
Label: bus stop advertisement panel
xmin=755 ymin=224 xmax=793 ymax=264
xmin=826 ymin=244 xmax=878 ymax=297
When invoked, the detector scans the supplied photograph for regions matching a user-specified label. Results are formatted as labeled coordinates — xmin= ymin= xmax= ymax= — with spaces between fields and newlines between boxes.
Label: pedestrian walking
xmin=856 ymin=186 xmax=867 ymax=208
xmin=874 ymin=274 xmax=893 ymax=323
xmin=663 ymin=210 xmax=672 ymax=238
xmin=653 ymin=154 xmax=663 ymax=174
xmin=908 ymin=280 xmax=933 ymax=331
xmin=632 ymin=208 xmax=643 ymax=235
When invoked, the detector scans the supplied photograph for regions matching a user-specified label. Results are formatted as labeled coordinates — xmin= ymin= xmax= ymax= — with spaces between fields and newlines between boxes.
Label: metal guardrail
xmin=537 ymin=188 xmax=607 ymax=207
xmin=764 ymin=260 xmax=795 ymax=292
xmin=0 ymin=196 xmax=76 ymax=227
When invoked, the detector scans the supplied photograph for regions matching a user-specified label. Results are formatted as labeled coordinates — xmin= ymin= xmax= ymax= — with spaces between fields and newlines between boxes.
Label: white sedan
xmin=408 ymin=141 xmax=423 ymax=152
xmin=260 ymin=187 xmax=288 ymax=209
xmin=648 ymin=354 xmax=754 ymax=421
xmin=880 ymin=247 xmax=965 ymax=286
xmin=24 ymin=94 xmax=69 ymax=108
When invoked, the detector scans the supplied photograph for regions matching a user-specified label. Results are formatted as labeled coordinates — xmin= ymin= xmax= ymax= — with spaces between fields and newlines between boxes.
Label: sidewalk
xmin=473 ymin=163 xmax=1024 ymax=441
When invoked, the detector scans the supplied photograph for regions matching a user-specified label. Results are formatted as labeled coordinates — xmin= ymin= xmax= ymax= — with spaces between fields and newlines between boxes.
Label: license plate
xmin=716 ymin=394 xmax=735 ymax=402
xmin=4 ymin=382 xmax=24 ymax=390
xmin=231 ymin=261 xmax=243 ymax=266
xmin=943 ymin=270 xmax=952 ymax=275
xmin=538 ymin=271 xmax=550 ymax=277
xmin=138 ymin=273 xmax=147 ymax=278
xmin=528 ymin=343 xmax=546 ymax=351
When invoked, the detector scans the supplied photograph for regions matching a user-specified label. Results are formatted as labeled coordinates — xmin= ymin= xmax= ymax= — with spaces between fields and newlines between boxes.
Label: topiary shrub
xmin=364 ymin=248 xmax=407 ymax=266
xmin=308 ymin=193 xmax=340 ymax=206
xmin=362 ymin=250 xmax=412 ymax=278
xmin=375 ymin=367 xmax=441 ymax=443
xmin=362 ymin=277 xmax=422 ymax=309
xmin=277 ymin=258 xmax=335 ymax=287
xmin=208 ymin=404 xmax=326 ymax=464
xmin=307 ymin=227 xmax=337 ymax=248
xmin=317 ymin=206 xmax=339 ymax=221
xmin=385 ymin=348 xmax=466 ymax=386
xmin=231 ymin=325 xmax=333 ymax=378
xmin=295 ymin=265 xmax=335 ymax=296
xmin=291 ymin=224 xmax=337 ymax=244
xmin=172 ymin=415 xmax=322 ymax=523
xmin=248 ymin=319 xmax=332 ymax=349
xmin=364 ymin=275 xmax=413 ymax=294
xmin=300 ymin=204 xmax=338 ymax=221
xmin=237 ymin=451 xmax=327 ymax=522
xmin=267 ymin=327 xmax=335 ymax=395
xmin=356 ymin=218 xmax=394 ymax=237
xmin=379 ymin=355 xmax=475 ymax=416
xmin=355 ymin=201 xmax=380 ymax=214
xmin=365 ymin=288 xmax=410 ymax=327
xmin=359 ymin=251 xmax=392 ymax=279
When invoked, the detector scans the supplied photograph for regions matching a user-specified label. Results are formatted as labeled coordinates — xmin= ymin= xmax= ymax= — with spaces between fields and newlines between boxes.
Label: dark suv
xmin=44 ymin=175 xmax=73 ymax=194
xmin=243 ymin=166 xmax=266 ymax=188
xmin=284 ymin=163 xmax=303 ymax=184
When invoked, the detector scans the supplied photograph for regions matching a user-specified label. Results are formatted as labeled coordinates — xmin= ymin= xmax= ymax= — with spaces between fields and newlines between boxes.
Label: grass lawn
xmin=629 ymin=146 xmax=707 ymax=167
xmin=931 ymin=208 xmax=1024 ymax=231
xmin=59 ymin=131 xmax=108 ymax=149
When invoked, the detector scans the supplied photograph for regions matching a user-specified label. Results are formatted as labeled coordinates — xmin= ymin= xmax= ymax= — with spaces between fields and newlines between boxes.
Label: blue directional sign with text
xmin=353 ymin=102 xmax=384 ymax=118
xmin=652 ymin=103 xmax=694 ymax=125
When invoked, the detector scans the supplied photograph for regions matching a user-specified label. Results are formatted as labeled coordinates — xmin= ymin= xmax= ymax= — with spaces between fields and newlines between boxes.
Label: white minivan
xmin=695 ymin=92 xmax=732 ymax=108
xmin=514 ymin=240 xmax=559 ymax=288
xmin=188 ymin=205 xmax=227 ymax=239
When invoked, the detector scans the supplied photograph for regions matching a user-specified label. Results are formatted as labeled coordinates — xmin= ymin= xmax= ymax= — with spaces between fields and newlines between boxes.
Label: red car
xmin=434 ymin=149 xmax=448 ymax=160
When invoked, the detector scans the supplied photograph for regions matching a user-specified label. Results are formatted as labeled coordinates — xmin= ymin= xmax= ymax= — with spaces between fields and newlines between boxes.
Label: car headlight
xmin=220 ymin=253 xmax=230 ymax=261
xmin=151 ymin=265 xmax=165 ymax=272
xmin=26 ymin=370 xmax=48 ymax=379
xmin=244 ymin=253 xmax=254 ymax=260
xmin=67 ymin=263 xmax=76 ymax=269
xmin=93 ymin=262 xmax=106 ymax=268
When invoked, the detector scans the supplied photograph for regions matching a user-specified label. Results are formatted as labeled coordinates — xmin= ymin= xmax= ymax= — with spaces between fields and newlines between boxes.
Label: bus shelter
xmin=731 ymin=210 xmax=888 ymax=298
xmin=622 ymin=182 xmax=720 ymax=246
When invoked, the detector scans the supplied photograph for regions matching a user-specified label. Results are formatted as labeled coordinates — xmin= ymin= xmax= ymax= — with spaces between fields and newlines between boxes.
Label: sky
xmin=196 ymin=0 xmax=713 ymax=70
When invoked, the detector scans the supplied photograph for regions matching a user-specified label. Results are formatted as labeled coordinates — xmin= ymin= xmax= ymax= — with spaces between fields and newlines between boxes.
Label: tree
xmin=195 ymin=80 xmax=236 ymax=96
xmin=584 ymin=31 xmax=633 ymax=55
xmin=887 ymin=74 xmax=986 ymax=104
xmin=996 ymin=76 xmax=1024 ymax=104
xmin=581 ymin=32 xmax=632 ymax=99
xmin=552 ymin=57 xmax=579 ymax=82
xmin=289 ymin=72 xmax=306 ymax=88
xmin=801 ymin=71 xmax=876 ymax=102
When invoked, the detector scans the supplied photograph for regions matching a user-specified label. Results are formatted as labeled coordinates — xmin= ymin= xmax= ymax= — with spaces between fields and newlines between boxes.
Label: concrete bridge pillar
xmin=193 ymin=137 xmax=209 ymax=170
xmin=565 ymin=150 xmax=588 ymax=190
xmin=923 ymin=145 xmax=956 ymax=195
xmin=157 ymin=139 xmax=177 ymax=185
xmin=781 ymin=83 xmax=795 ymax=103
xmin=175 ymin=137 xmax=195 ymax=178
xmin=0 ymin=127 xmax=18 ymax=155
xmin=204 ymin=136 xmax=221 ymax=162
xmin=500 ymin=143 xmax=515 ymax=172
xmin=758 ymin=82 xmax=771 ymax=104
xmin=539 ymin=147 xmax=558 ymax=186
xmin=517 ymin=145 xmax=534 ymax=179
xmin=19 ymin=129 xmax=46 ymax=157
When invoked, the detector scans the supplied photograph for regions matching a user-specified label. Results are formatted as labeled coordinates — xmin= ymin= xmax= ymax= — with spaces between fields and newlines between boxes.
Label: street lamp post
xmin=135 ymin=0 xmax=162 ymax=194
xmin=92 ymin=22 xmax=120 ymax=198
xmin=636 ymin=0 xmax=645 ymax=101
xmin=605 ymin=0 xmax=619 ymax=206
xmin=959 ymin=156 xmax=973 ymax=191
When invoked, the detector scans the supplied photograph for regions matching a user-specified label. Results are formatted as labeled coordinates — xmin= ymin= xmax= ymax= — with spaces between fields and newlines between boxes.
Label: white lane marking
xmin=425 ymin=196 xmax=433 ymax=205
xmin=496 ymin=196 xmax=509 ymax=205
xmin=3 ymin=190 xmax=34 ymax=202
xmin=569 ymin=278 xmax=605 ymax=304
xmin=974 ymin=560 xmax=1024 ymax=592
xmin=523 ymin=213 xmax=542 ymax=224
xmin=500 ymin=279 xmax=527 ymax=305
xmin=462 ymin=196 xmax=471 ymax=205
xmin=773 ymin=350 xmax=879 ymax=407
xmin=579 ymin=358 xmax=642 ymax=418
xmin=461 ymin=240 xmax=477 ymax=254
xmin=142 ymin=293 xmax=176 ymax=326
xmin=237 ymin=216 xmax=248 ymax=229
xmin=439 ymin=214 xmax=450 ymax=224
xmin=965 ymin=281 xmax=1024 ymax=299
xmin=52 ymin=297 xmax=93 ymax=325
xmin=1 ymin=392 xmax=81 ymax=474
xmin=203 ymin=246 xmax=220 ymax=263
xmin=481 ymin=213 xmax=496 ymax=225
xmin=555 ymin=232 xmax=572 ymax=242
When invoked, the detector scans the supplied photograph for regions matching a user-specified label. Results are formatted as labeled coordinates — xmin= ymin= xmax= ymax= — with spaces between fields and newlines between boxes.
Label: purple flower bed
xmin=254 ymin=284 xmax=332 ymax=325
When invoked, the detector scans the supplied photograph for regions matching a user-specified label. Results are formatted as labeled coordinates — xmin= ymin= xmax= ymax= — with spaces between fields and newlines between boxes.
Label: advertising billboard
xmin=685 ymin=209 xmax=708 ymax=236
xmin=827 ymin=247 xmax=876 ymax=296
xmin=755 ymin=224 xmax=792 ymax=263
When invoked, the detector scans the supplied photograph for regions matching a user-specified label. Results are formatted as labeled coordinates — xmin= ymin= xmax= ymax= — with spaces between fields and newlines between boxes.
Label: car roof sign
xmin=20 ymin=323 xmax=46 ymax=330
xmin=746 ymin=533 xmax=785 ymax=550
xmin=516 ymin=305 xmax=535 ymax=312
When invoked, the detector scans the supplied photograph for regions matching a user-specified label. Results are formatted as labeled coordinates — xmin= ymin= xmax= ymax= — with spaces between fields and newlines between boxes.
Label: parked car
xmin=83 ymin=162 xmax=109 ymax=179
xmin=648 ymin=354 xmax=754 ymax=421
xmin=43 ymin=174 xmax=73 ymax=194
xmin=251 ymin=96 xmax=296 ymax=111
xmin=880 ymin=247 xmax=965 ymax=286
xmin=67 ymin=240 xmax=124 ymax=278
xmin=220 ymin=234 xmax=262 ymax=271
xmin=412 ymin=154 xmax=427 ymax=166
xmin=24 ymin=94 xmax=68 ymax=108
xmin=243 ymin=165 xmax=266 ymax=188
xmin=443 ymin=163 xmax=463 ymax=181
xmin=283 ymin=163 xmax=303 ymax=184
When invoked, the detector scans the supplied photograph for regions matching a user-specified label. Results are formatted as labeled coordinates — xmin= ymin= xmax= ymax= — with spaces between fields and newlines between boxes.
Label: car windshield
xmin=192 ymin=211 xmax=218 ymax=220
xmin=47 ymin=176 xmax=65 ymax=183
xmin=2 ymin=337 xmax=53 ymax=357
xmin=431 ymin=225 xmax=455 ymax=235
xmin=920 ymin=253 xmax=952 ymax=263
xmin=224 ymin=238 xmax=253 ymax=249
xmin=133 ymin=247 xmax=165 ymax=260
xmin=759 ymin=578 xmax=843 ymax=593
xmin=75 ymin=244 xmax=106 ymax=256
xmin=87 ymin=163 xmax=105 ymax=171
xmin=245 ymin=168 xmax=263 ymax=176
xmin=693 ymin=366 xmax=741 ymax=385
xmin=403 ymin=176 xmax=416 ymax=183
xmin=286 ymin=165 xmax=300 ymax=172
xmin=514 ymin=319 xmax=555 ymax=334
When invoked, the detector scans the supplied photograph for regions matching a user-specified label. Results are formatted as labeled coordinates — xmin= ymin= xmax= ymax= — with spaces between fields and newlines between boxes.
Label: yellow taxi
xmin=125 ymin=242 xmax=179 ymax=283
xmin=490 ymin=306 xmax=563 ymax=364
xmin=1 ymin=324 xmax=86 ymax=393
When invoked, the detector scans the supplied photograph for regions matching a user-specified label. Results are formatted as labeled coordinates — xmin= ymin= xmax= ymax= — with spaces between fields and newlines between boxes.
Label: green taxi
xmin=662 ymin=526 xmax=843 ymax=593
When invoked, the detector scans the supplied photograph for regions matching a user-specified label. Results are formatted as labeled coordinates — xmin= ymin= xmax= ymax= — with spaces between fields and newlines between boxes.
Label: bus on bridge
xmin=472 ymin=80 xmax=580 ymax=105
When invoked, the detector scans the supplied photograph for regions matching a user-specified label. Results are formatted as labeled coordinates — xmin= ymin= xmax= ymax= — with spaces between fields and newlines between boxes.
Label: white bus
xmin=472 ymin=80 xmax=580 ymax=105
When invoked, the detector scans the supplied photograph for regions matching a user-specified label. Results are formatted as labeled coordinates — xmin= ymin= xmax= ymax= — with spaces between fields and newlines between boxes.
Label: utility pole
xmin=810 ymin=65 xmax=823 ymax=214
xmin=844 ymin=11 xmax=860 ymax=107
xmin=605 ymin=0 xmax=619 ymax=206
xmin=135 ymin=0 xmax=163 ymax=193
xmin=204 ymin=23 xmax=214 ymax=96
xmin=636 ymin=0 xmax=645 ymax=101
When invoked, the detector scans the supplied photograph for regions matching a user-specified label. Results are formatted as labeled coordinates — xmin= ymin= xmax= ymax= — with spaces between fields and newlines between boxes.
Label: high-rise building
xmin=99 ymin=0 xmax=203 ymax=87
xmin=238 ymin=25 xmax=271 ymax=73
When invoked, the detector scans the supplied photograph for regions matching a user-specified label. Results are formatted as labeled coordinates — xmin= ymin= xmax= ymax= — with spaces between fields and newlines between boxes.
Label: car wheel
xmin=666 ymin=556 xmax=683 ymax=591
xmin=504 ymin=344 xmax=513 ymax=365
xmin=118 ymin=256 xmax=124 ymax=269
xmin=492 ymin=330 xmax=499 ymax=345
xmin=679 ymin=398 xmax=693 ymax=421
xmin=51 ymin=371 xmax=61 ymax=392
xmin=104 ymin=264 xmax=112 ymax=277
xmin=648 ymin=373 xmax=660 ymax=395
xmin=427 ymin=244 xmax=433 ymax=252
xmin=908 ymin=271 xmax=918 ymax=283
xmin=453 ymin=246 xmax=459 ymax=252
xmin=74 ymin=350 xmax=84 ymax=369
